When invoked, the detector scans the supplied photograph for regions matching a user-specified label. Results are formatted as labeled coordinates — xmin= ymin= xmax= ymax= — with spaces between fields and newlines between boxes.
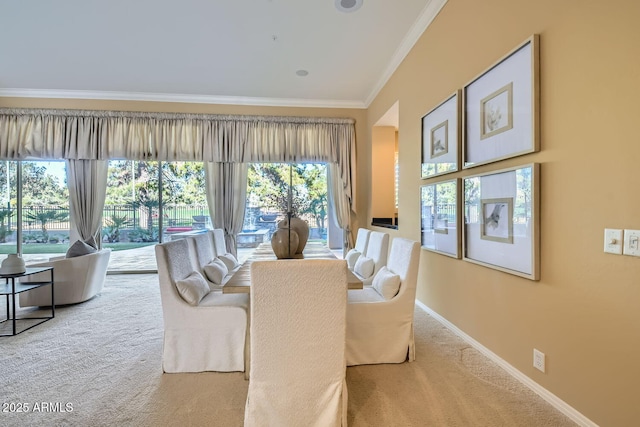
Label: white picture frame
xmin=463 ymin=163 xmax=540 ymax=280
xmin=421 ymin=179 xmax=460 ymax=258
xmin=463 ymin=35 xmax=540 ymax=168
xmin=421 ymin=91 xmax=461 ymax=178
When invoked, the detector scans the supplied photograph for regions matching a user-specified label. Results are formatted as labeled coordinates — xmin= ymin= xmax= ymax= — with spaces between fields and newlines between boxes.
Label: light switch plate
xmin=623 ymin=229 xmax=640 ymax=257
xmin=604 ymin=229 xmax=623 ymax=254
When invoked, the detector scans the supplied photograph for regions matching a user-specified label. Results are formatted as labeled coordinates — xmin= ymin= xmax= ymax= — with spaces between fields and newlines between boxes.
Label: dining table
xmin=223 ymin=242 xmax=363 ymax=294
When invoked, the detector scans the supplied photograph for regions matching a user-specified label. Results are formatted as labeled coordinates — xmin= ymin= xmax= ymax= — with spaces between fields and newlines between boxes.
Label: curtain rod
xmin=0 ymin=108 xmax=355 ymax=125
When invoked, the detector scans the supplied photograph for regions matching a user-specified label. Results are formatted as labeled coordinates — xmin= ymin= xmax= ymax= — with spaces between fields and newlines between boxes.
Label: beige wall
xmin=371 ymin=126 xmax=397 ymax=219
xmin=366 ymin=0 xmax=640 ymax=425
xmin=3 ymin=0 xmax=640 ymax=423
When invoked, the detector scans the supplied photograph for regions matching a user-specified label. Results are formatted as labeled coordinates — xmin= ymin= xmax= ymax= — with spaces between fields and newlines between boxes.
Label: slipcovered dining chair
xmin=346 ymin=237 xmax=420 ymax=366
xmin=351 ymin=230 xmax=389 ymax=287
xmin=345 ymin=228 xmax=371 ymax=270
xmin=245 ymin=259 xmax=349 ymax=427
xmin=211 ymin=228 xmax=228 ymax=256
xmin=211 ymin=228 xmax=241 ymax=273
xmin=155 ymin=239 xmax=249 ymax=373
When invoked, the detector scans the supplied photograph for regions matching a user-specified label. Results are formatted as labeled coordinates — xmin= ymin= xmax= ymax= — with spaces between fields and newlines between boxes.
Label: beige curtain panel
xmin=205 ymin=161 xmax=249 ymax=258
xmin=65 ymin=159 xmax=108 ymax=245
xmin=0 ymin=108 xmax=357 ymax=206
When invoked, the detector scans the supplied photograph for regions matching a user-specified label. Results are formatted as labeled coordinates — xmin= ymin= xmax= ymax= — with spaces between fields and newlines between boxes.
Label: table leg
xmin=50 ymin=269 xmax=55 ymax=318
xmin=4 ymin=277 xmax=8 ymax=321
xmin=11 ymin=278 xmax=16 ymax=336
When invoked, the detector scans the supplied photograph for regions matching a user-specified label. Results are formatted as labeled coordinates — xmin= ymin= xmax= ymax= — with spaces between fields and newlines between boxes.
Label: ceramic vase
xmin=0 ymin=253 xmax=26 ymax=275
xmin=271 ymin=228 xmax=299 ymax=259
xmin=278 ymin=217 xmax=309 ymax=254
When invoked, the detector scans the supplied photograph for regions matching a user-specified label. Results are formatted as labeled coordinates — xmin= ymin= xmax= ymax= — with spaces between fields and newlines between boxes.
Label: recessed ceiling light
xmin=335 ymin=0 xmax=363 ymax=13
xmin=296 ymin=70 xmax=309 ymax=77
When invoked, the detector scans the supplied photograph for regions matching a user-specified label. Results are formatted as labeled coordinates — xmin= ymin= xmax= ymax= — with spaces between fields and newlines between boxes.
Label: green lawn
xmin=0 ymin=242 xmax=153 ymax=254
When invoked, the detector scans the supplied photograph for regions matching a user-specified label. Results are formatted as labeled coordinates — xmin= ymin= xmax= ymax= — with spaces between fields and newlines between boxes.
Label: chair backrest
xmin=363 ymin=231 xmax=389 ymax=275
xmin=188 ymin=232 xmax=215 ymax=270
xmin=354 ymin=228 xmax=371 ymax=253
xmin=155 ymin=239 xmax=197 ymax=325
xmin=387 ymin=237 xmax=420 ymax=302
xmin=212 ymin=228 xmax=228 ymax=256
xmin=155 ymin=239 xmax=193 ymax=285
xmin=245 ymin=259 xmax=348 ymax=427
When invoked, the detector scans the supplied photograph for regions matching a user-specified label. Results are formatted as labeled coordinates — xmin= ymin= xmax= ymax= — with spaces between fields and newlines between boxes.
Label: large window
xmin=22 ymin=161 xmax=70 ymax=258
xmin=243 ymin=163 xmax=328 ymax=251
xmin=1 ymin=159 xmax=331 ymax=271
xmin=0 ymin=160 xmax=211 ymax=273
xmin=103 ymin=160 xmax=208 ymax=272
xmin=0 ymin=161 xmax=70 ymax=265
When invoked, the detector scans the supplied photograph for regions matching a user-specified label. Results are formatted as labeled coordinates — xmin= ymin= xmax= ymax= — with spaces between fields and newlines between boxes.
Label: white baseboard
xmin=414 ymin=300 xmax=598 ymax=427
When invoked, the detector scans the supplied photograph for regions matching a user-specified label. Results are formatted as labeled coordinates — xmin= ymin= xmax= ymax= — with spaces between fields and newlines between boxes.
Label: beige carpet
xmin=0 ymin=274 xmax=576 ymax=427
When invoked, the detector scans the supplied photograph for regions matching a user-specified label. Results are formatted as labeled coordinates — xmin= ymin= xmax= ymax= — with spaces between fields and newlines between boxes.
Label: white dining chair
xmin=155 ymin=239 xmax=249 ymax=373
xmin=345 ymin=228 xmax=371 ymax=270
xmin=211 ymin=228 xmax=228 ymax=256
xmin=351 ymin=230 xmax=389 ymax=287
xmin=210 ymin=228 xmax=241 ymax=273
xmin=244 ymin=259 xmax=348 ymax=427
xmin=346 ymin=237 xmax=420 ymax=366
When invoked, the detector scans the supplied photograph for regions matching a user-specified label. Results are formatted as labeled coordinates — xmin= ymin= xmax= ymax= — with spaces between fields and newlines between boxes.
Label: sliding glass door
xmin=103 ymin=160 xmax=208 ymax=272
xmin=242 ymin=163 xmax=329 ymax=259
xmin=0 ymin=161 xmax=70 ymax=265
xmin=2 ymin=159 xmax=335 ymax=271
xmin=1 ymin=159 xmax=210 ymax=272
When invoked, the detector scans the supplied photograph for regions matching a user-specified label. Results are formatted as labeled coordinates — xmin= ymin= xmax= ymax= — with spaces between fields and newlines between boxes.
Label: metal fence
xmin=1 ymin=205 xmax=324 ymax=230
xmin=0 ymin=204 xmax=328 ymax=243
xmin=102 ymin=204 xmax=210 ymax=230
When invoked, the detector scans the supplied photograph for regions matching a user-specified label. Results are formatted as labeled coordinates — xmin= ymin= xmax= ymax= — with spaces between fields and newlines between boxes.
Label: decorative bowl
xmin=0 ymin=253 xmax=26 ymax=275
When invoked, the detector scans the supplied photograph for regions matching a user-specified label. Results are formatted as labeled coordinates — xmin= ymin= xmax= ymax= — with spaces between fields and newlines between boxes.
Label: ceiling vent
xmin=335 ymin=0 xmax=363 ymax=13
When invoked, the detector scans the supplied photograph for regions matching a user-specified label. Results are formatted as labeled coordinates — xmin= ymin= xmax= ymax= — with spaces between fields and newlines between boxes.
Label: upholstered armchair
xmin=245 ymin=259 xmax=348 ymax=426
xmin=346 ymin=237 xmax=420 ymax=366
xmin=19 ymin=249 xmax=111 ymax=307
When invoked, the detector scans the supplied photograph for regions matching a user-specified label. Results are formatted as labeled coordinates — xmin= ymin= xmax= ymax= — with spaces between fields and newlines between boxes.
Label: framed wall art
xmin=463 ymin=35 xmax=539 ymax=168
xmin=421 ymin=91 xmax=461 ymax=178
xmin=463 ymin=163 xmax=539 ymax=280
xmin=420 ymin=178 xmax=460 ymax=258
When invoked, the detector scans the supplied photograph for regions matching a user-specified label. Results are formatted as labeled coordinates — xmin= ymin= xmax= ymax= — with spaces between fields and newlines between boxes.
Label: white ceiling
xmin=0 ymin=0 xmax=446 ymax=109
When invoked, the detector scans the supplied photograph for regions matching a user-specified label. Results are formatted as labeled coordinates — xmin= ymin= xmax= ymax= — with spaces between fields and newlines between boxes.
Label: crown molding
xmin=0 ymin=88 xmax=367 ymax=110
xmin=364 ymin=0 xmax=448 ymax=107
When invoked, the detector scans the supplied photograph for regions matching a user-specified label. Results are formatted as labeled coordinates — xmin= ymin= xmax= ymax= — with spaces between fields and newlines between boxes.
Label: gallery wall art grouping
xmin=420 ymin=34 xmax=540 ymax=280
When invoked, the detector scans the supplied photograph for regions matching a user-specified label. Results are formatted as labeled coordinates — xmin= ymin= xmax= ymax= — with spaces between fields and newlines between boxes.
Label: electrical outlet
xmin=533 ymin=349 xmax=545 ymax=373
